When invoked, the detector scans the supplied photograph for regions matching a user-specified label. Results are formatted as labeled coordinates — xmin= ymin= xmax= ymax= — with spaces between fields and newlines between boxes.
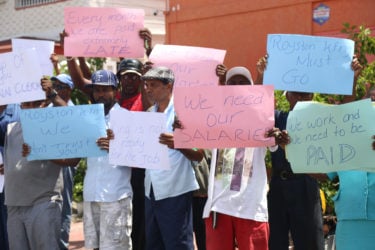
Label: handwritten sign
xmin=149 ymin=44 xmax=226 ymax=87
xmin=20 ymin=104 xmax=107 ymax=160
xmin=286 ymin=99 xmax=375 ymax=173
xmin=64 ymin=7 xmax=144 ymax=58
xmin=174 ymin=85 xmax=275 ymax=148
xmin=264 ymin=34 xmax=354 ymax=94
xmin=0 ymin=49 xmax=45 ymax=105
xmin=12 ymin=38 xmax=54 ymax=76
xmin=109 ymin=108 xmax=170 ymax=170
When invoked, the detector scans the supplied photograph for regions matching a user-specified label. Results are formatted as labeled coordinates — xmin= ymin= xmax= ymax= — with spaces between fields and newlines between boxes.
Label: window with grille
xmin=15 ymin=0 xmax=61 ymax=8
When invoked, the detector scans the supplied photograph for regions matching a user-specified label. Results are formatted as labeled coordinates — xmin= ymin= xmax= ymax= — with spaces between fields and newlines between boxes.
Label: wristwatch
xmin=47 ymin=89 xmax=58 ymax=99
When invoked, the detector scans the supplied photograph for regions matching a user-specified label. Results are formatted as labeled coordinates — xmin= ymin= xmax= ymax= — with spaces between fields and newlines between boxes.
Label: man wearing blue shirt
xmin=83 ymin=70 xmax=133 ymax=250
xmin=142 ymin=67 xmax=202 ymax=250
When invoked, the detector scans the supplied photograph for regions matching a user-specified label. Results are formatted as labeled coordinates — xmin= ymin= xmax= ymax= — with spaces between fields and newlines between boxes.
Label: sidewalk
xmin=69 ymin=219 xmax=84 ymax=250
xmin=68 ymin=219 xmax=199 ymax=250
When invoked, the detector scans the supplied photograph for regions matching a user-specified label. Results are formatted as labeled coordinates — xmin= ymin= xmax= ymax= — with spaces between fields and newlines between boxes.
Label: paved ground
xmin=69 ymin=220 xmax=85 ymax=250
xmin=68 ymin=219 xmax=199 ymax=250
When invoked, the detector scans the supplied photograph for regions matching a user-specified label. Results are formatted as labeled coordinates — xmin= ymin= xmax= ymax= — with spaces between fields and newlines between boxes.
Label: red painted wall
xmin=165 ymin=0 xmax=375 ymax=75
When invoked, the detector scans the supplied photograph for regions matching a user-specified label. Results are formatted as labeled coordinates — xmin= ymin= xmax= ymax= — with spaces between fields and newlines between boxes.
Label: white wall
xmin=0 ymin=0 xmax=165 ymax=43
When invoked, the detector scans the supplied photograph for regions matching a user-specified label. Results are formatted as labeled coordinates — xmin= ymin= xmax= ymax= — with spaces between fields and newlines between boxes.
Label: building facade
xmin=164 ymin=0 xmax=375 ymax=74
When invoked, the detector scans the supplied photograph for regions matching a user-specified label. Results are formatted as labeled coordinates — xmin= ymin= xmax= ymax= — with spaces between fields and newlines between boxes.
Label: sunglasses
xmin=53 ymin=83 xmax=70 ymax=90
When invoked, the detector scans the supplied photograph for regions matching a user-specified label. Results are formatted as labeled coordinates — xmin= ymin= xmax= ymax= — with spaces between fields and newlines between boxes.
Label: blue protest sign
xmin=20 ymin=104 xmax=107 ymax=160
xmin=264 ymin=34 xmax=354 ymax=95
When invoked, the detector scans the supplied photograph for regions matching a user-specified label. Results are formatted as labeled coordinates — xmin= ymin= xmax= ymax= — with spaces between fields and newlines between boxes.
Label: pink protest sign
xmin=149 ymin=44 xmax=226 ymax=87
xmin=173 ymin=85 xmax=275 ymax=149
xmin=64 ymin=7 xmax=144 ymax=58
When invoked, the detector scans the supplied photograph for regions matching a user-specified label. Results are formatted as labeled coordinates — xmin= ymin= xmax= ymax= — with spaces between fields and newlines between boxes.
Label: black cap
xmin=117 ymin=59 xmax=143 ymax=78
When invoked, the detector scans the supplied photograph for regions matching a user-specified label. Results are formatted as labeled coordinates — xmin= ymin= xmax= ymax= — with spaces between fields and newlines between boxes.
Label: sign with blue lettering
xmin=286 ymin=99 xmax=375 ymax=173
xmin=264 ymin=34 xmax=354 ymax=95
xmin=20 ymin=104 xmax=107 ymax=160
xmin=0 ymin=49 xmax=45 ymax=105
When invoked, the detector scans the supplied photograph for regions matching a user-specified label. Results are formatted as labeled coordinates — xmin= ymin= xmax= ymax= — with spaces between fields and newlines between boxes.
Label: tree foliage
xmin=341 ymin=23 xmax=375 ymax=98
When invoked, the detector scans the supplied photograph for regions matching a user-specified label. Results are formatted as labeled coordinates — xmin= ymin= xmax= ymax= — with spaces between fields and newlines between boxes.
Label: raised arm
xmin=216 ymin=64 xmax=227 ymax=85
xmin=66 ymin=58 xmax=94 ymax=102
xmin=254 ymin=54 xmax=268 ymax=85
xmin=50 ymin=53 xmax=60 ymax=75
xmin=60 ymin=29 xmax=94 ymax=101
xmin=139 ymin=28 xmax=153 ymax=57
xmin=78 ymin=57 xmax=92 ymax=80
xmin=40 ymin=77 xmax=68 ymax=107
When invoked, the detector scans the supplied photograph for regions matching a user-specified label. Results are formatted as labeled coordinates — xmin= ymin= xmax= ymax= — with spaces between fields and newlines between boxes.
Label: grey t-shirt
xmin=4 ymin=122 xmax=63 ymax=206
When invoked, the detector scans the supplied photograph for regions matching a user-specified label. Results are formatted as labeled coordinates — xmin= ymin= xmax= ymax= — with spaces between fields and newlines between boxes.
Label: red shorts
xmin=205 ymin=212 xmax=269 ymax=250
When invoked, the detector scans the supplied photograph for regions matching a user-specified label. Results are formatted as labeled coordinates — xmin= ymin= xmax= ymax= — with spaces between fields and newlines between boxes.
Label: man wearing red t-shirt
xmin=116 ymin=58 xmax=151 ymax=111
xmin=116 ymin=58 xmax=152 ymax=250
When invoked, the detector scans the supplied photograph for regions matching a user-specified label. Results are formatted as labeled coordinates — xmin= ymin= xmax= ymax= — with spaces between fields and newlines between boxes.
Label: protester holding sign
xmin=61 ymin=25 xmax=153 ymax=249
xmin=3 ymin=97 xmax=80 ymax=250
xmin=324 ymin=59 xmax=375 ymax=250
xmin=141 ymin=67 xmax=201 ymax=250
xmin=41 ymin=73 xmax=76 ymax=250
xmin=82 ymin=70 xmax=133 ymax=249
xmin=202 ymin=66 xmax=274 ymax=250
xmin=268 ymin=91 xmax=325 ymax=250
xmin=265 ymin=55 xmax=363 ymax=250
xmin=113 ymin=56 xmax=155 ymax=250
xmin=253 ymin=54 xmax=325 ymax=250
xmin=114 ymin=33 xmax=153 ymax=250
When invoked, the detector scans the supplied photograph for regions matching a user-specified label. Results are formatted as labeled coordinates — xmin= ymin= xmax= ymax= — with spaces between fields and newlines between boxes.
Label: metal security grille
xmin=15 ymin=0 xmax=60 ymax=8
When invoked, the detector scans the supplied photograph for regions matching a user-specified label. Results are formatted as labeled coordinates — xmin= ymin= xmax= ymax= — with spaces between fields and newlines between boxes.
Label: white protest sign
xmin=0 ymin=49 xmax=45 ymax=105
xmin=109 ymin=108 xmax=170 ymax=170
xmin=12 ymin=38 xmax=55 ymax=76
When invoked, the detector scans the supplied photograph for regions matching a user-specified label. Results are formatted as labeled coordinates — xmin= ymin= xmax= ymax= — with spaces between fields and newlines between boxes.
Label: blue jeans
xmin=60 ymin=167 xmax=75 ymax=250
xmin=145 ymin=189 xmax=194 ymax=250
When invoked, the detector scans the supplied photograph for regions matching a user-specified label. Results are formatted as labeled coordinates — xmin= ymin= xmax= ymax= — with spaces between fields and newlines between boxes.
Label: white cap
xmin=225 ymin=66 xmax=254 ymax=85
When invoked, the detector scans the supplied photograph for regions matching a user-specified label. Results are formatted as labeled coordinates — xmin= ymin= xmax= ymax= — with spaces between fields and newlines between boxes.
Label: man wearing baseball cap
xmin=142 ymin=66 xmax=202 ymax=250
xmin=83 ymin=70 xmax=133 ymax=250
xmin=116 ymin=58 xmax=154 ymax=250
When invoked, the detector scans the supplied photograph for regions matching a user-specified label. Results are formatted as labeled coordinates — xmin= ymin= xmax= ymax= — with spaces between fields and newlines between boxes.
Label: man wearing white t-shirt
xmin=203 ymin=66 xmax=274 ymax=250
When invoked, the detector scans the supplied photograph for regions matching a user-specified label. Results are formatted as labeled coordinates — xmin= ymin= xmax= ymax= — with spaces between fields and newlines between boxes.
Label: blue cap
xmin=91 ymin=70 xmax=118 ymax=88
xmin=51 ymin=74 xmax=74 ymax=89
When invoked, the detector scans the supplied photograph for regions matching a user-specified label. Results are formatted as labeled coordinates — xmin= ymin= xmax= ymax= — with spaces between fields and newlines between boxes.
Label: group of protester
xmin=0 ymin=26 xmax=374 ymax=250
